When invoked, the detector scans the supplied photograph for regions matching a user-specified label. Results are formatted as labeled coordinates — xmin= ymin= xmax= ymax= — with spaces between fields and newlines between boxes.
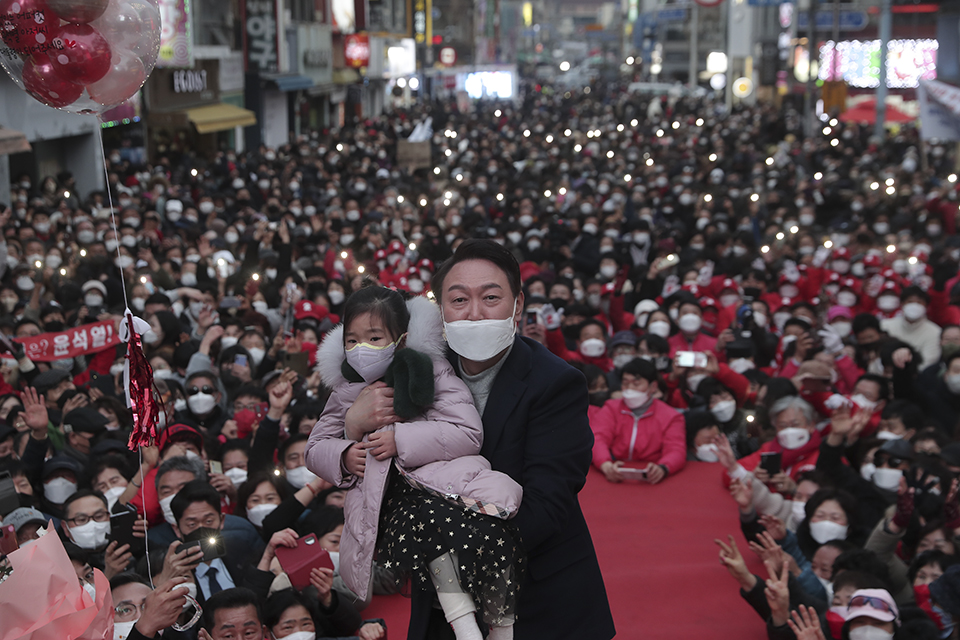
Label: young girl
xmin=305 ymin=285 xmax=523 ymax=640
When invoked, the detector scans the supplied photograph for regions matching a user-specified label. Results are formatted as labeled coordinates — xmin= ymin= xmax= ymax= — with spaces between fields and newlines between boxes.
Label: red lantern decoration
xmin=47 ymin=23 xmax=111 ymax=84
xmin=22 ymin=55 xmax=82 ymax=108
xmin=0 ymin=0 xmax=61 ymax=55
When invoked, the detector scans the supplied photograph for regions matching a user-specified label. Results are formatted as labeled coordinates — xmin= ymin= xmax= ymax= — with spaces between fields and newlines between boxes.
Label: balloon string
xmin=95 ymin=120 xmax=129 ymax=310
xmin=140 ymin=444 xmax=154 ymax=590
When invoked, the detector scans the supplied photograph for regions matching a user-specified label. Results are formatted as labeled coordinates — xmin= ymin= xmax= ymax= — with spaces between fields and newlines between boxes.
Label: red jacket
xmin=590 ymin=398 xmax=686 ymax=475
xmin=668 ymin=331 xmax=718 ymax=357
xmin=726 ymin=431 xmax=822 ymax=487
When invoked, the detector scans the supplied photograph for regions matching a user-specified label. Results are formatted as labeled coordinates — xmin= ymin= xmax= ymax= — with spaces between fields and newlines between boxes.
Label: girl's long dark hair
xmin=341 ymin=282 xmax=410 ymax=342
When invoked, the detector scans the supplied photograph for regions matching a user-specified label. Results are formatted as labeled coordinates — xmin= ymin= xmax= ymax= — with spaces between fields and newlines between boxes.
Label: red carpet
xmin=364 ymin=462 xmax=766 ymax=639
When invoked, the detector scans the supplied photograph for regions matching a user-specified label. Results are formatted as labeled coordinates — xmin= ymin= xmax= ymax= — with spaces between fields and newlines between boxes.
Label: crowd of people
xmin=0 ymin=72 xmax=959 ymax=640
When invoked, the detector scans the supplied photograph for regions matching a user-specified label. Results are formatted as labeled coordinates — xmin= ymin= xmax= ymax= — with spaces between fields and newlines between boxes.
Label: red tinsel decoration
xmin=125 ymin=312 xmax=162 ymax=450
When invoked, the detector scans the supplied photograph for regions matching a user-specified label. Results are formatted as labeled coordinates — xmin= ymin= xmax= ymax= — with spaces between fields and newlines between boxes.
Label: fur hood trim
xmin=315 ymin=296 xmax=445 ymax=389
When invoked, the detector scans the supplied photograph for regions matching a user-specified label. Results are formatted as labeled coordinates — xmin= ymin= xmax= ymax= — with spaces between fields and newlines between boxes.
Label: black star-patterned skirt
xmin=376 ymin=467 xmax=524 ymax=627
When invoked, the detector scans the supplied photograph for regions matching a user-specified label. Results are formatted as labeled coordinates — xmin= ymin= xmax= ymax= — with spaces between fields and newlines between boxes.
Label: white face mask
xmin=848 ymin=627 xmax=893 ymax=640
xmin=777 ymin=427 xmax=811 ymax=450
xmin=282 ymin=632 xmax=317 ymax=640
xmin=779 ymin=284 xmax=800 ymax=299
xmin=103 ymin=485 xmax=126 ymax=510
xmin=809 ymin=519 xmax=848 ymax=544
xmin=678 ymin=314 xmax=702 ymax=334
xmin=187 ymin=392 xmax=217 ymax=416
xmin=860 ymin=462 xmax=877 ymax=481
xmin=850 ymin=394 xmax=877 ymax=412
xmin=224 ymin=467 xmax=248 ymax=486
xmin=252 ymin=300 xmax=269 ymax=314
xmin=245 ymin=502 xmax=277 ymax=528
xmin=68 ymin=519 xmax=110 ymax=549
xmin=159 ymin=493 xmax=177 ymax=526
xmin=247 ymin=347 xmax=265 ymax=367
xmin=712 ymin=400 xmax=737 ymax=423
xmin=220 ymin=336 xmax=239 ymax=350
xmin=83 ymin=581 xmax=97 ymax=602
xmin=443 ymin=300 xmax=517 ymax=362
xmin=836 ymin=291 xmax=857 ymax=308
xmin=791 ymin=500 xmax=807 ymax=523
xmin=174 ymin=398 xmax=188 ymax=412
xmin=265 ymin=268 xmax=278 ymax=281
xmin=902 ymin=302 xmax=926 ymax=322
xmin=876 ymin=430 xmax=901 ymax=441
xmin=345 ymin=339 xmax=399 ymax=383
xmin=621 ymin=388 xmax=650 ymax=409
xmin=180 ymin=272 xmax=198 ymax=287
xmin=830 ymin=321 xmax=852 ymax=339
xmin=113 ymin=620 xmax=136 ymax=640
xmin=945 ymin=373 xmax=960 ymax=395
xmin=142 ymin=330 xmax=161 ymax=346
xmin=877 ymin=296 xmax=899 ymax=311
xmin=286 ymin=466 xmax=318 ymax=489
xmin=599 ymin=265 xmax=617 ymax=280
xmin=579 ymin=338 xmax=607 ymax=359
xmin=696 ymin=444 xmax=719 ymax=462
xmin=872 ymin=467 xmax=903 ymax=491
xmin=44 ymin=477 xmax=78 ymax=504
xmin=84 ymin=293 xmax=104 ymax=307
xmin=173 ymin=580 xmax=198 ymax=600
xmin=328 ymin=290 xmax=345 ymax=306
xmin=647 ymin=320 xmax=671 ymax=338
xmin=612 ymin=353 xmax=635 ymax=370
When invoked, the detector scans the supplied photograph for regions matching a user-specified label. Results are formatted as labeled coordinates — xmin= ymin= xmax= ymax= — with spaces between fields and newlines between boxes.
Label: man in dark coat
xmin=420 ymin=239 xmax=615 ymax=640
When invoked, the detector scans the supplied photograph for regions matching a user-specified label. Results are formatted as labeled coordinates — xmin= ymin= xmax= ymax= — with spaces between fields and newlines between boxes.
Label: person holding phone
xmin=591 ymin=358 xmax=686 ymax=485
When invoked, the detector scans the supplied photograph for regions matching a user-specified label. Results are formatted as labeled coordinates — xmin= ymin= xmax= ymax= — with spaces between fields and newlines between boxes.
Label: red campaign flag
xmin=13 ymin=320 xmax=120 ymax=362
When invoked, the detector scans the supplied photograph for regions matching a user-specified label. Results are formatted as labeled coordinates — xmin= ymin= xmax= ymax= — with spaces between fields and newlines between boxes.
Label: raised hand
xmin=309 ymin=566 xmax=334 ymax=608
xmin=749 ymin=531 xmax=785 ymax=569
xmin=764 ymin=559 xmax=792 ymax=627
xmin=729 ymin=478 xmax=753 ymax=510
xmin=715 ymin=534 xmax=757 ymax=591
xmin=787 ymin=604 xmax=827 ymax=640
xmin=758 ymin=515 xmax=787 ymax=542
xmin=21 ymin=387 xmax=49 ymax=437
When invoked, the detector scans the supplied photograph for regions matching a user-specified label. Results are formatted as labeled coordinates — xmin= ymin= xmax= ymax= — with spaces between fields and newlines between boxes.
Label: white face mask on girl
xmin=345 ymin=338 xmax=400 ymax=383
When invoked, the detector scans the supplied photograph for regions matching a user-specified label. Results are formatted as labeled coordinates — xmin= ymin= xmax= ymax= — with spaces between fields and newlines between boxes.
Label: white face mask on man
xmin=443 ymin=300 xmax=518 ymax=362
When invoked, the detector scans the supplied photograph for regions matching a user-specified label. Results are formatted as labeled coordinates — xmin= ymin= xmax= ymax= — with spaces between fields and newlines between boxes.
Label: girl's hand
xmin=368 ymin=431 xmax=397 ymax=461
xmin=344 ymin=442 xmax=368 ymax=478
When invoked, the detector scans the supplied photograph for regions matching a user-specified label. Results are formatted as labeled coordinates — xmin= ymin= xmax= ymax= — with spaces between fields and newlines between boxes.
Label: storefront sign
xmin=244 ymin=0 xmax=279 ymax=73
xmin=345 ymin=33 xmax=370 ymax=68
xmin=147 ymin=59 xmax=221 ymax=111
xmin=298 ymin=23 xmax=333 ymax=86
xmin=173 ymin=69 xmax=207 ymax=93
xmin=157 ymin=0 xmax=193 ymax=68
xmin=15 ymin=320 xmax=118 ymax=362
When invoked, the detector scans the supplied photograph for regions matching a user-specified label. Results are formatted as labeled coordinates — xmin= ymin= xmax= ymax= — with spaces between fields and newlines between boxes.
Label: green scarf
xmin=341 ymin=348 xmax=435 ymax=419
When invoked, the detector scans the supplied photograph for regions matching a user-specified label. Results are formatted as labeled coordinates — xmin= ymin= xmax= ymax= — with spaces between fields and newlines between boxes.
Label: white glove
xmin=539 ymin=303 xmax=563 ymax=331
xmin=812 ymin=246 xmax=831 ymax=268
xmin=818 ymin=326 xmax=844 ymax=355
xmin=823 ymin=394 xmax=852 ymax=410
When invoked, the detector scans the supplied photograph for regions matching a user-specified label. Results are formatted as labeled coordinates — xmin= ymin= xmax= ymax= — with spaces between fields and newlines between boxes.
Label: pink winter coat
xmin=305 ymin=296 xmax=523 ymax=603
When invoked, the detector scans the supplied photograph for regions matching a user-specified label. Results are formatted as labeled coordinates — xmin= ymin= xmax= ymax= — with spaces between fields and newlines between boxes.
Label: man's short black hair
xmin=109 ymin=571 xmax=152 ymax=592
xmin=62 ymin=489 xmax=108 ymax=518
xmin=620 ymin=358 xmax=658 ymax=384
xmin=578 ymin=318 xmax=606 ymax=339
xmin=852 ymin=312 xmax=881 ymax=336
xmin=857 ymin=373 xmax=890 ymax=402
xmin=433 ymin=238 xmax=522 ymax=299
xmin=203 ymin=587 xmax=261 ymax=632
xmin=881 ymin=398 xmax=923 ymax=425
xmin=232 ymin=385 xmax=268 ymax=403
xmin=901 ymin=285 xmax=930 ymax=304
xmin=170 ymin=479 xmax=221 ymax=525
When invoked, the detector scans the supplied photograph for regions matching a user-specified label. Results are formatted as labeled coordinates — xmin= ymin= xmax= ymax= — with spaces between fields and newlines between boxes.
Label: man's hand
xmin=358 ymin=622 xmax=387 ymax=640
xmin=749 ymin=531 xmax=786 ymax=568
xmin=310 ymin=566 xmax=334 ymax=608
xmin=892 ymin=347 xmax=913 ymax=370
xmin=344 ymin=442 xmax=369 ymax=478
xmin=344 ymin=382 xmax=399 ymax=440
xmin=600 ymin=460 xmax=624 ymax=483
xmin=131 ymin=516 xmax=148 ymax=539
xmin=260 ymin=528 xmax=299 ymax=570
xmin=196 ymin=305 xmax=217 ymax=331
xmin=770 ymin=472 xmax=796 ymax=495
xmin=155 ymin=540 xmax=204 ymax=584
xmin=644 ymin=462 xmax=667 ymax=484
xmin=21 ymin=387 xmax=48 ymax=438
xmin=764 ymin=560 xmax=792 ymax=627
xmin=368 ymin=431 xmax=397 ymax=461
xmin=752 ymin=467 xmax=771 ymax=485
xmin=104 ymin=541 xmax=133 ymax=579
xmin=135 ymin=577 xmax=189 ymax=638
xmin=715 ymin=535 xmax=757 ymax=591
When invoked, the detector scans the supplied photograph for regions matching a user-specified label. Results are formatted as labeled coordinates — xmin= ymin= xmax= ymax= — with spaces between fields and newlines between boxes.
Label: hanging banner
xmin=157 ymin=0 xmax=193 ymax=68
xmin=918 ymin=80 xmax=960 ymax=141
xmin=14 ymin=321 xmax=119 ymax=362
xmin=243 ymin=0 xmax=280 ymax=73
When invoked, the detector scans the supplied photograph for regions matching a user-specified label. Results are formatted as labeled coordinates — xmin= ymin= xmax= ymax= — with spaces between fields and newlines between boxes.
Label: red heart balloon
xmin=47 ymin=22 xmax=111 ymax=84
xmin=22 ymin=55 xmax=83 ymax=108
xmin=0 ymin=0 xmax=61 ymax=56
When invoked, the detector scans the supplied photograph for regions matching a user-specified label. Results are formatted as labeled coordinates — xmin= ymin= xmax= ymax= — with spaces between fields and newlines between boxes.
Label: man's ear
xmin=172 ymin=522 xmax=182 ymax=539
xmin=513 ymin=291 xmax=525 ymax=323
xmin=217 ymin=514 xmax=225 ymax=531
